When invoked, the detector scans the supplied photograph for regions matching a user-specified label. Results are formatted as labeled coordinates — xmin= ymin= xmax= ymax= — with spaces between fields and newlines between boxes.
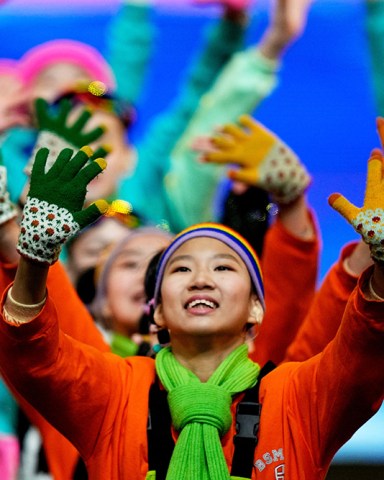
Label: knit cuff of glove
xmin=17 ymin=197 xmax=80 ymax=265
xmin=352 ymin=208 xmax=384 ymax=262
xmin=0 ymin=166 xmax=18 ymax=225
xmin=24 ymin=131 xmax=75 ymax=176
xmin=259 ymin=140 xmax=311 ymax=204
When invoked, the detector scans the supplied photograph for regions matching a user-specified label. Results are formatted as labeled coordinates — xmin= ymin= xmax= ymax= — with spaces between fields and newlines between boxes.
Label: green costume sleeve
xmin=164 ymin=48 xmax=280 ymax=231
xmin=365 ymin=0 xmax=384 ymax=115
xmin=117 ymin=16 xmax=246 ymax=231
xmin=105 ymin=2 xmax=155 ymax=105
xmin=1 ymin=127 xmax=36 ymax=204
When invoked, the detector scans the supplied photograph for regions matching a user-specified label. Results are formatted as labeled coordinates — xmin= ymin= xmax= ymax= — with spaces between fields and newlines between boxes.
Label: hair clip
xmin=143 ymin=298 xmax=155 ymax=316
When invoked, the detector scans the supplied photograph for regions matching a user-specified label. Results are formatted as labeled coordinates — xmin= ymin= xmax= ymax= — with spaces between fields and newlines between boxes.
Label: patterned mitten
xmin=17 ymin=146 xmax=110 ymax=265
xmin=329 ymin=148 xmax=384 ymax=262
xmin=24 ymin=97 xmax=106 ymax=175
xmin=0 ymin=150 xmax=18 ymax=225
xmin=203 ymin=114 xmax=311 ymax=204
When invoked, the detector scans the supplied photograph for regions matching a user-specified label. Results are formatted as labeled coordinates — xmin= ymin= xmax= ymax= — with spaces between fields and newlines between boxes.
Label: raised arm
xmin=285 ymin=240 xmax=373 ymax=362
xmin=285 ymin=117 xmax=384 ymax=362
xmin=198 ymin=113 xmax=320 ymax=364
xmin=364 ymin=0 xmax=384 ymax=116
xmin=117 ymin=0 xmax=248 ymax=230
xmin=291 ymin=138 xmax=384 ymax=466
xmin=0 ymin=140 xmax=112 ymax=475
xmin=10 ymin=146 xmax=109 ymax=307
xmin=164 ymin=0 xmax=313 ymax=231
xmin=105 ymin=0 xmax=155 ymax=105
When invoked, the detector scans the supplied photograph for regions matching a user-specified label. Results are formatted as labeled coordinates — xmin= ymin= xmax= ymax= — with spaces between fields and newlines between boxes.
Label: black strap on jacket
xmin=230 ymin=360 xmax=276 ymax=478
xmin=147 ymin=361 xmax=276 ymax=480
xmin=147 ymin=379 xmax=174 ymax=480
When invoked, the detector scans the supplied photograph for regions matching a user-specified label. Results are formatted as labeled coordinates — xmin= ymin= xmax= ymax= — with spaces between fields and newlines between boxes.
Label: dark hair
xmin=138 ymin=249 xmax=170 ymax=346
xmin=137 ymin=249 xmax=164 ymax=335
xmin=75 ymin=266 xmax=97 ymax=307
xmin=221 ymin=185 xmax=274 ymax=257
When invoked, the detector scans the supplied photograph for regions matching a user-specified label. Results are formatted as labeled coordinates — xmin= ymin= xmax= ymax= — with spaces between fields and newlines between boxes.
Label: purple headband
xmin=153 ymin=223 xmax=265 ymax=311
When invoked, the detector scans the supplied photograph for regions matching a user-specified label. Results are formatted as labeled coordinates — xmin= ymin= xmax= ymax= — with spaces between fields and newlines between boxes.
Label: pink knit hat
xmin=18 ymin=39 xmax=116 ymax=90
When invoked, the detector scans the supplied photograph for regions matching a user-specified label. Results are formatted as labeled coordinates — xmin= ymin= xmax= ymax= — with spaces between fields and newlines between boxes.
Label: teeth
xmin=187 ymin=299 xmax=216 ymax=309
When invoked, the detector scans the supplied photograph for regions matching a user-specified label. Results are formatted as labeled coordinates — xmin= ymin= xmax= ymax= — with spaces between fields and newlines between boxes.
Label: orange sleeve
xmin=0 ymin=261 xmax=110 ymax=479
xmin=36 ymin=263 xmax=110 ymax=477
xmin=0 ymin=261 xmax=109 ymax=352
xmin=251 ymin=209 xmax=320 ymax=366
xmin=284 ymin=242 xmax=359 ymax=362
xmin=47 ymin=261 xmax=110 ymax=353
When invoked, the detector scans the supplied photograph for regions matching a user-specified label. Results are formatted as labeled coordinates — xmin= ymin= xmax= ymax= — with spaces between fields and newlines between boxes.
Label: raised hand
xmin=25 ymin=97 xmax=106 ymax=175
xmin=329 ymin=147 xmax=384 ymax=262
xmin=17 ymin=146 xmax=109 ymax=265
xmin=269 ymin=0 xmax=312 ymax=43
xmin=201 ymin=114 xmax=311 ymax=204
xmin=259 ymin=0 xmax=313 ymax=59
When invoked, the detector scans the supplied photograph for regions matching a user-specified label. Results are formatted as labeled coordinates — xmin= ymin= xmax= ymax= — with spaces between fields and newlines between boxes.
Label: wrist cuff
xmin=17 ymin=197 xmax=80 ymax=265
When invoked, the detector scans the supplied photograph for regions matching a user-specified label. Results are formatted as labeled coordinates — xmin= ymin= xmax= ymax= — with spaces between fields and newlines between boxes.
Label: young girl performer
xmin=0 ymin=139 xmax=383 ymax=479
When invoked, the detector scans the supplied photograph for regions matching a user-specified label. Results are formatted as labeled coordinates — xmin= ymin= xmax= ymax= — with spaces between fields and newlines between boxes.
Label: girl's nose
xmin=188 ymin=268 xmax=214 ymax=290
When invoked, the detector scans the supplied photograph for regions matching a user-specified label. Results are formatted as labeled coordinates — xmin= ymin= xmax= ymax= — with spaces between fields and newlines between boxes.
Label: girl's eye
xmin=215 ymin=265 xmax=234 ymax=271
xmin=173 ymin=266 xmax=190 ymax=273
xmin=117 ymin=261 xmax=139 ymax=270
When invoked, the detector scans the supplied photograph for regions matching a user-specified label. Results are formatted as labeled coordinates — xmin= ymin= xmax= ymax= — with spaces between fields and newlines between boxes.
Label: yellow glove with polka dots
xmin=329 ymin=148 xmax=384 ymax=262
xmin=202 ymin=114 xmax=311 ymax=204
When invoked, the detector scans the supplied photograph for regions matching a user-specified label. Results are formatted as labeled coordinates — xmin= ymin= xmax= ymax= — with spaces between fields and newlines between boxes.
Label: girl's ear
xmin=153 ymin=304 xmax=165 ymax=328
xmin=248 ymin=296 xmax=264 ymax=329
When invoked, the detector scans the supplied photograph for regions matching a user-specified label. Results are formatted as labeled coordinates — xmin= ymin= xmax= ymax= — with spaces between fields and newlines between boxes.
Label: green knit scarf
xmin=152 ymin=344 xmax=260 ymax=480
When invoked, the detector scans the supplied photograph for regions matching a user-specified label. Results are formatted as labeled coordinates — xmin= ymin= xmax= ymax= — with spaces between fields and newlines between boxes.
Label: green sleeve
xmin=1 ymin=127 xmax=36 ymax=204
xmin=164 ymin=48 xmax=280 ymax=231
xmin=117 ymin=17 xmax=246 ymax=231
xmin=365 ymin=0 xmax=384 ymax=115
xmin=105 ymin=3 xmax=155 ymax=105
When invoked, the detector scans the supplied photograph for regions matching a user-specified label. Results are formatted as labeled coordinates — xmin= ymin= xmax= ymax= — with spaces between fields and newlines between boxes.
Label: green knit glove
xmin=17 ymin=146 xmax=109 ymax=265
xmin=328 ymin=148 xmax=384 ymax=262
xmin=24 ymin=97 xmax=106 ymax=175
xmin=203 ymin=114 xmax=311 ymax=204
xmin=0 ymin=150 xmax=18 ymax=225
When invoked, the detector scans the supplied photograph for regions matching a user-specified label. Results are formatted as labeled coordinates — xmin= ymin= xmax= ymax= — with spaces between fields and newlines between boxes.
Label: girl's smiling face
xmin=154 ymin=237 xmax=258 ymax=342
